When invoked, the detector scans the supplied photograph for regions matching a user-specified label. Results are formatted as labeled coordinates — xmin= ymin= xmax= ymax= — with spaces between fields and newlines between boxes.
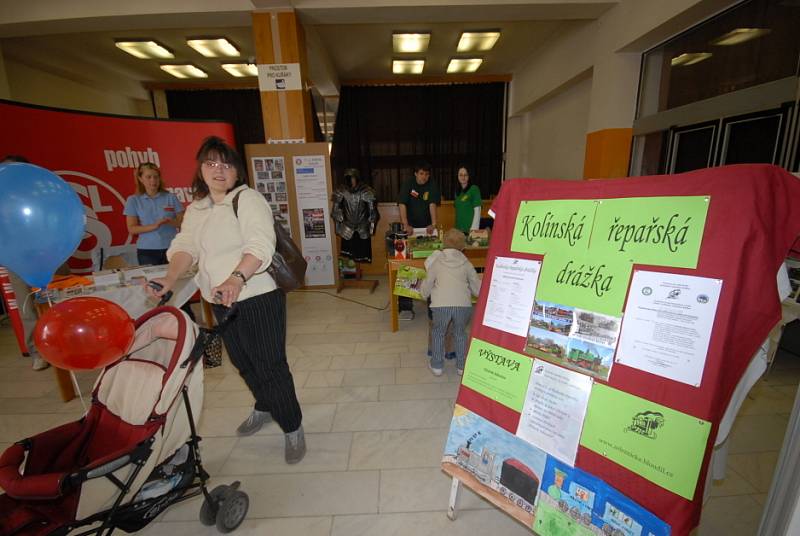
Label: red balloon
xmin=33 ymin=297 xmax=135 ymax=371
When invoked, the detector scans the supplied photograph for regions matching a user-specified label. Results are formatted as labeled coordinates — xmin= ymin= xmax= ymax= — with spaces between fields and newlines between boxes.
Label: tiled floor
xmin=0 ymin=279 xmax=798 ymax=535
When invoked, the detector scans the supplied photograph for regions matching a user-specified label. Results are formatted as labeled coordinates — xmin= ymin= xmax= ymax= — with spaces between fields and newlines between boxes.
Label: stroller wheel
xmin=215 ymin=490 xmax=249 ymax=533
xmin=199 ymin=484 xmax=230 ymax=526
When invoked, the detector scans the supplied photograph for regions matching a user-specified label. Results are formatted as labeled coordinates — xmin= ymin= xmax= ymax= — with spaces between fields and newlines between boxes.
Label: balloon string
xmin=35 ymin=289 xmax=85 ymax=413
xmin=23 ymin=289 xmax=36 ymax=316
xmin=70 ymin=371 xmax=88 ymax=413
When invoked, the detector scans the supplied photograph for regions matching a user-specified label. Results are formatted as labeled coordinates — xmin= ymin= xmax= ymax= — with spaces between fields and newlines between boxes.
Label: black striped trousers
xmin=212 ymin=289 xmax=303 ymax=433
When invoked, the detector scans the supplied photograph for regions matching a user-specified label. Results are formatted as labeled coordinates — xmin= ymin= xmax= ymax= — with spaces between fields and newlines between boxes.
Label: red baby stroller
xmin=0 ymin=305 xmax=248 ymax=535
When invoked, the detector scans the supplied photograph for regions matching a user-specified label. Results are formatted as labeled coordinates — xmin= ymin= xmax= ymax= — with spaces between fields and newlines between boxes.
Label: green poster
xmin=590 ymin=196 xmax=709 ymax=268
xmin=461 ymin=338 xmax=533 ymax=412
xmin=579 ymin=383 xmax=711 ymax=500
xmin=510 ymin=199 xmax=597 ymax=255
xmin=535 ymin=252 xmax=633 ymax=316
xmin=533 ymin=501 xmax=594 ymax=536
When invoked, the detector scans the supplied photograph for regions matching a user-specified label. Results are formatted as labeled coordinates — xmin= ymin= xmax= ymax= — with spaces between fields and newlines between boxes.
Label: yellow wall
xmin=5 ymin=59 xmax=152 ymax=117
xmin=506 ymin=75 xmax=591 ymax=180
xmin=0 ymin=45 xmax=10 ymax=99
xmin=509 ymin=0 xmax=738 ymax=180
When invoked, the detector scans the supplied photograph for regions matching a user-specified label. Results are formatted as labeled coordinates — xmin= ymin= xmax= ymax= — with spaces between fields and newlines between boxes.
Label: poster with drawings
xmin=251 ymin=156 xmax=292 ymax=237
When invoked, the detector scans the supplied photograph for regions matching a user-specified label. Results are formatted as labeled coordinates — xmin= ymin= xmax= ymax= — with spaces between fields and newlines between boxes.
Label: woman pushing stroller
xmin=147 ymin=136 xmax=305 ymax=464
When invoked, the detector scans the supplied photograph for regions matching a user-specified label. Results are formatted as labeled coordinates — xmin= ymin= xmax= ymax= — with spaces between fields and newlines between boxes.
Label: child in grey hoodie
xmin=420 ymin=228 xmax=482 ymax=376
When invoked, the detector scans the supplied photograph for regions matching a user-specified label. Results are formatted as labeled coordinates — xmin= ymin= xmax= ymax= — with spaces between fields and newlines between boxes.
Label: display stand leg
xmin=54 ymin=367 xmax=76 ymax=402
xmin=201 ymin=299 xmax=214 ymax=327
xmin=447 ymin=476 xmax=461 ymax=521
xmin=389 ymin=264 xmax=399 ymax=332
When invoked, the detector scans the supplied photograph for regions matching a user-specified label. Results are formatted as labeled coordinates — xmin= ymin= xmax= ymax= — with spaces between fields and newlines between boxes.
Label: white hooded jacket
xmin=420 ymin=248 xmax=482 ymax=308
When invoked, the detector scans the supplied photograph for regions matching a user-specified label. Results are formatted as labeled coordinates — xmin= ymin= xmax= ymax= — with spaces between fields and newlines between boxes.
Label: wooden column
xmin=252 ymin=10 xmax=314 ymax=142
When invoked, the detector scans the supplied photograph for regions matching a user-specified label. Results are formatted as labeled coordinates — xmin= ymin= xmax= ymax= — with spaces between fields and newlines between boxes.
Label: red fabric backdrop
xmin=456 ymin=164 xmax=800 ymax=534
xmin=0 ymin=100 xmax=235 ymax=273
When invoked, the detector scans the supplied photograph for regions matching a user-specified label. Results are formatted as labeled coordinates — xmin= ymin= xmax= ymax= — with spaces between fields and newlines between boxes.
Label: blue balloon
xmin=0 ymin=163 xmax=85 ymax=288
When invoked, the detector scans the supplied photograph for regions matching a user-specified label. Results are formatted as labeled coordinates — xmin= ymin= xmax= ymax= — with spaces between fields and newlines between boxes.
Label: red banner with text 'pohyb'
xmin=0 ymin=100 xmax=235 ymax=273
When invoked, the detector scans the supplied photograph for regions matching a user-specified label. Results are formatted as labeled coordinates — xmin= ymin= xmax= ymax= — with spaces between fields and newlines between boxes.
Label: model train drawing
xmin=498 ymin=458 xmax=539 ymax=513
xmin=454 ymin=439 xmax=539 ymax=514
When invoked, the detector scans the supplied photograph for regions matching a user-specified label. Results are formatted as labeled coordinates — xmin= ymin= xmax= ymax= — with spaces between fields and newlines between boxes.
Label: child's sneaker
xmin=456 ymin=368 xmax=463 ymax=376
xmin=428 ymin=362 xmax=443 ymax=377
xmin=427 ymin=349 xmax=456 ymax=359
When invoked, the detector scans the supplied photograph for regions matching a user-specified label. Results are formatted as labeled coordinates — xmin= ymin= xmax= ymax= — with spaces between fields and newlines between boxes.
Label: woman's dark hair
xmin=413 ymin=161 xmax=432 ymax=173
xmin=455 ymin=165 xmax=471 ymax=196
xmin=1 ymin=155 xmax=30 ymax=163
xmin=191 ymin=136 xmax=247 ymax=200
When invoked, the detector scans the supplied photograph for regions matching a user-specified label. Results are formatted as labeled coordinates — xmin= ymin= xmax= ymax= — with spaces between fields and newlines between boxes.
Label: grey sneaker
xmin=399 ymin=310 xmax=415 ymax=321
xmin=236 ymin=409 xmax=272 ymax=436
xmin=32 ymin=356 xmax=50 ymax=371
xmin=285 ymin=425 xmax=306 ymax=464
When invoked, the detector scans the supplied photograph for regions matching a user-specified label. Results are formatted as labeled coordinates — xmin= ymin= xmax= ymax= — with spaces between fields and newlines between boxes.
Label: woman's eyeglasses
xmin=203 ymin=160 xmax=234 ymax=171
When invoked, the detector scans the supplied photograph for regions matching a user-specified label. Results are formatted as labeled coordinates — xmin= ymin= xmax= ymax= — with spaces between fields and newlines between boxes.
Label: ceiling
xmin=1 ymin=27 xmax=258 ymax=98
xmin=311 ymin=20 xmax=572 ymax=81
xmin=0 ymin=2 xmax=616 ymax=101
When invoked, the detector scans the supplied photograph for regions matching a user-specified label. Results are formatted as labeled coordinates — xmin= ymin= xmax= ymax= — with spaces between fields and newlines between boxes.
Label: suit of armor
xmin=331 ymin=183 xmax=378 ymax=240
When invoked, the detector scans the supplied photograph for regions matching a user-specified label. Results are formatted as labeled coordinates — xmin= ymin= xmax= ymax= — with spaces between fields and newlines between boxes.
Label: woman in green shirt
xmin=453 ymin=166 xmax=482 ymax=233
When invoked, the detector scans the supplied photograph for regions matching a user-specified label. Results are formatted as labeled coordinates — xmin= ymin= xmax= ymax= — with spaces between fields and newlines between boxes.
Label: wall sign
xmin=257 ymin=63 xmax=302 ymax=91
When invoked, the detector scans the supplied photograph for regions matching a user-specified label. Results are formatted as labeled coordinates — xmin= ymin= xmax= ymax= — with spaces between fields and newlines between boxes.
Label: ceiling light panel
xmin=457 ymin=31 xmax=500 ymax=53
xmin=710 ymin=28 xmax=772 ymax=46
xmin=392 ymin=33 xmax=430 ymax=53
xmin=221 ymin=63 xmax=258 ymax=77
xmin=160 ymin=64 xmax=208 ymax=79
xmin=671 ymin=52 xmax=713 ymax=67
xmin=392 ymin=59 xmax=425 ymax=74
xmin=447 ymin=58 xmax=483 ymax=73
xmin=115 ymin=40 xmax=174 ymax=59
xmin=186 ymin=37 xmax=240 ymax=58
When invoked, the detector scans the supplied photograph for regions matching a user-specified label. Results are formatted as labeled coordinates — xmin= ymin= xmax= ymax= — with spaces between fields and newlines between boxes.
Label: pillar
xmin=252 ymin=10 xmax=314 ymax=142
xmin=582 ymin=10 xmax=641 ymax=180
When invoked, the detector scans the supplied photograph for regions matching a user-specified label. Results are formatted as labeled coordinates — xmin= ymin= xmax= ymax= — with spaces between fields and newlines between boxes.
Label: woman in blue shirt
xmin=124 ymin=163 xmax=184 ymax=266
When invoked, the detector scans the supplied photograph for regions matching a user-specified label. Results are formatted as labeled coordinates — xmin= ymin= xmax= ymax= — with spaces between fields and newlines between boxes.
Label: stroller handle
xmin=147 ymin=281 xmax=174 ymax=307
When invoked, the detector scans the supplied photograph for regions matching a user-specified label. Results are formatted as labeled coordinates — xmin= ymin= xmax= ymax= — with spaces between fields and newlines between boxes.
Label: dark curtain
xmin=309 ymin=94 xmax=325 ymax=142
xmin=331 ymin=83 xmax=506 ymax=201
xmin=165 ymin=89 xmax=265 ymax=157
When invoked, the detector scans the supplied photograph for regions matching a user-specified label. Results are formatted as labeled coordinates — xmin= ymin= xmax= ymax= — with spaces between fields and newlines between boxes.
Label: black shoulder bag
xmin=232 ymin=190 xmax=307 ymax=292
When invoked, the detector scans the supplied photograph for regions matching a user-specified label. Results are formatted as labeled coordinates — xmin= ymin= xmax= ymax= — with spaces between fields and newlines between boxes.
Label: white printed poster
xmin=292 ymin=155 xmax=334 ymax=285
xmin=616 ymin=270 xmax=722 ymax=386
xmin=516 ymin=359 xmax=592 ymax=466
xmin=482 ymin=257 xmax=541 ymax=336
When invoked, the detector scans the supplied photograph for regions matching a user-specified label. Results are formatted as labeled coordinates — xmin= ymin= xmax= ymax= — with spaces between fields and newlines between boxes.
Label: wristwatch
xmin=230 ymin=270 xmax=247 ymax=285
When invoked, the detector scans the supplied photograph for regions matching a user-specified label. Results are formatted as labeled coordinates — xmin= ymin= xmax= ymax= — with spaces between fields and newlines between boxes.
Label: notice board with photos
xmin=442 ymin=165 xmax=800 ymax=535
xmin=244 ymin=142 xmax=337 ymax=288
